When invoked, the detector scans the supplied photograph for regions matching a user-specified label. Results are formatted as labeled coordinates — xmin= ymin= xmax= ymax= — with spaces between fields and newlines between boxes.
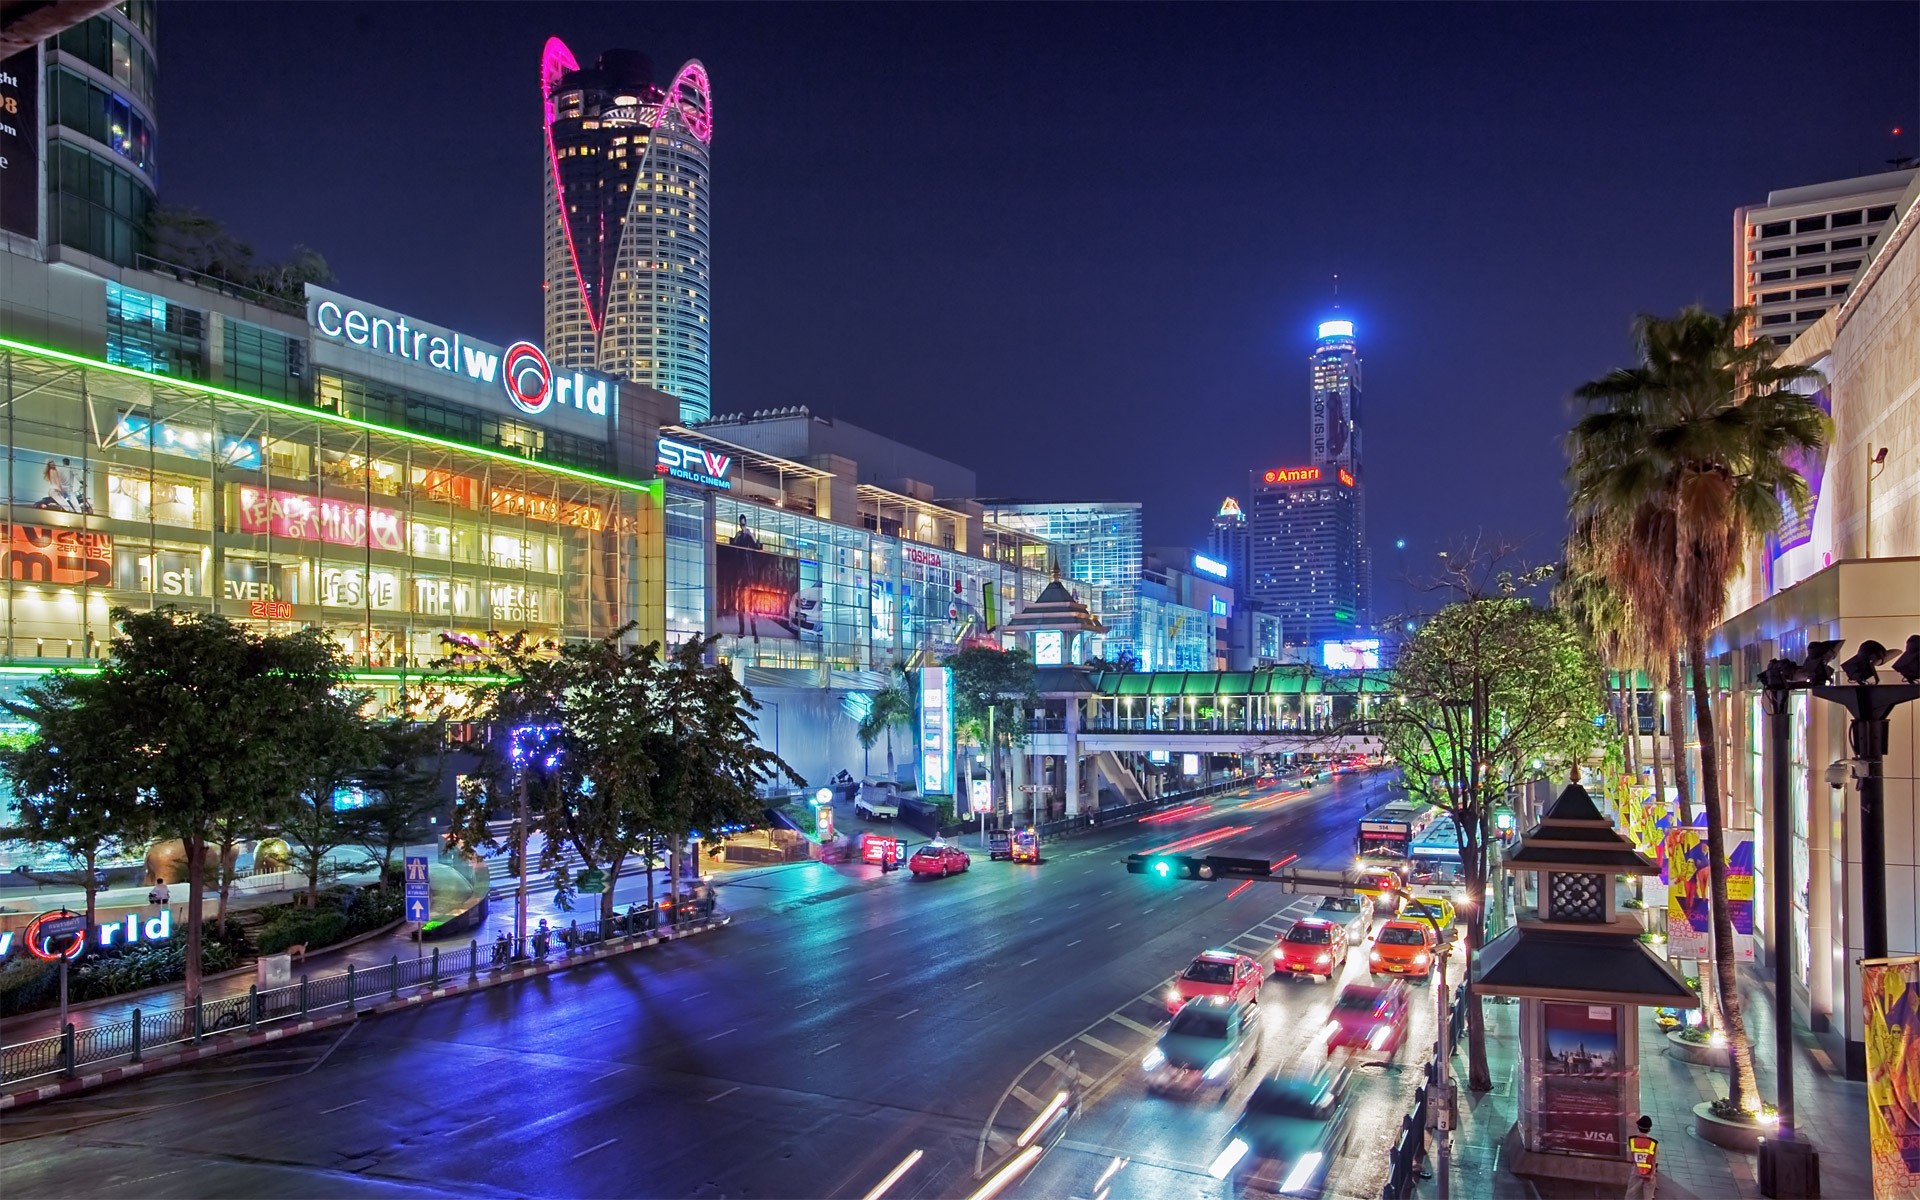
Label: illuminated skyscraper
xmin=1246 ymin=464 xmax=1361 ymax=645
xmin=1309 ymin=316 xmax=1368 ymax=621
xmin=541 ymin=39 xmax=712 ymax=423
xmin=1208 ymin=496 xmax=1250 ymax=589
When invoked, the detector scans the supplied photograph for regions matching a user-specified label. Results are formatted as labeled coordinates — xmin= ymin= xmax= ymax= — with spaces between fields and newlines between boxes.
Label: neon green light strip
xmin=0 ymin=336 xmax=665 ymax=501
xmin=0 ymin=663 xmax=511 ymax=686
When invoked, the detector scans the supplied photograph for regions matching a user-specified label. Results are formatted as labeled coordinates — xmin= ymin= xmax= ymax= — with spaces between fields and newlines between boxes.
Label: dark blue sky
xmin=162 ymin=3 xmax=1916 ymax=614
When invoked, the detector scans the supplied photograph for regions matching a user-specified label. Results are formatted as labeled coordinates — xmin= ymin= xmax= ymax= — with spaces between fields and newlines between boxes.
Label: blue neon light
xmin=1317 ymin=320 xmax=1354 ymax=340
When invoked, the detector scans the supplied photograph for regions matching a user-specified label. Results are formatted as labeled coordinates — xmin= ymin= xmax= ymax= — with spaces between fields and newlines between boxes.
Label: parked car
xmin=1324 ymin=980 xmax=1411 ymax=1062
xmin=1143 ymin=996 xmax=1264 ymax=1100
xmin=1211 ymin=1064 xmax=1355 ymax=1196
xmin=1275 ymin=917 xmax=1350 ymax=983
xmin=908 ymin=841 xmax=970 ymax=878
xmin=1167 ymin=950 xmax=1264 ymax=1012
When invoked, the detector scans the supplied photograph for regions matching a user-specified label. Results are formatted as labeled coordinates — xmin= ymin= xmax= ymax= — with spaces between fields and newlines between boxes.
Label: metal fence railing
xmin=0 ymin=905 xmax=726 ymax=1089
xmin=1381 ymin=984 xmax=1469 ymax=1199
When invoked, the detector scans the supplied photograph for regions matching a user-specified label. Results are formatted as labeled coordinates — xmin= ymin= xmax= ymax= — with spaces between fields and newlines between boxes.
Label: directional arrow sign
xmin=404 ymin=854 xmax=431 ymax=924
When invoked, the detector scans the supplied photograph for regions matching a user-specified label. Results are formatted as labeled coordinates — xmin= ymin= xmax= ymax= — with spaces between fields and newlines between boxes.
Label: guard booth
xmin=1471 ymin=783 xmax=1697 ymax=1189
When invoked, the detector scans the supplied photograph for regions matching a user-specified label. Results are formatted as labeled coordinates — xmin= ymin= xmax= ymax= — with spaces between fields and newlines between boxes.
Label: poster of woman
xmin=11 ymin=450 xmax=94 ymax=514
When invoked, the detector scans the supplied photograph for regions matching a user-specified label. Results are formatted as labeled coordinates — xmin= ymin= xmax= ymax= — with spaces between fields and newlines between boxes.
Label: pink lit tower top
xmin=541 ymin=39 xmax=713 ymax=423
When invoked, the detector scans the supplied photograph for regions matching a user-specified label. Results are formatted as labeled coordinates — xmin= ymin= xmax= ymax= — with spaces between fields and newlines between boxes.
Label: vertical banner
xmin=1727 ymin=835 xmax=1755 ymax=962
xmin=1665 ymin=827 xmax=1711 ymax=959
xmin=1864 ymin=956 xmax=1920 ymax=1199
xmin=1538 ymin=1002 xmax=1627 ymax=1157
xmin=0 ymin=47 xmax=39 ymax=241
xmin=918 ymin=666 xmax=953 ymax=797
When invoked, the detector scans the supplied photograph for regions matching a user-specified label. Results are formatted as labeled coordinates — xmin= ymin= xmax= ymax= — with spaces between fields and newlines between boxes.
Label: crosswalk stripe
xmin=1076 ymin=1032 xmax=1130 ymax=1060
xmin=1009 ymin=1084 xmax=1043 ymax=1110
xmin=1109 ymin=1012 xmax=1158 ymax=1036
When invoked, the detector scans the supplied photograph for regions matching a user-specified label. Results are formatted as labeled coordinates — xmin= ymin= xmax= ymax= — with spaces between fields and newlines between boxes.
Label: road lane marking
xmin=1077 ymin=1032 xmax=1128 ymax=1059
xmin=1028 ymin=917 xmax=1045 ymax=924
xmin=895 ymin=1007 xmax=921 ymax=1020
xmin=797 ymin=997 xmax=821 ymax=1007
xmin=445 ymin=1115 xmax=494 ymax=1138
xmin=1066 ymin=939 xmax=1082 ymax=947
xmin=1019 ymin=957 xmax=1039 ymax=967
xmin=964 ymin=980 xmax=985 ymax=989
xmin=683 ymin=991 xmax=710 ymax=1002
xmin=868 ymin=971 xmax=891 ymax=981
xmin=707 ymin=1086 xmax=739 ymax=1102
xmin=1143 ymin=907 xmax=1155 ymax=914
xmin=706 ymin=1028 xmax=737 ymax=1041
xmin=1068 ymin=902 xmax=1081 ymax=909
xmin=764 ymin=966 xmax=788 ymax=975
xmin=590 ymin=1067 xmax=624 ymax=1083
xmin=1101 ymin=889 xmax=1115 ymax=896
xmin=1107 ymin=922 xmax=1123 ymax=929
xmin=815 ymin=1042 xmax=842 ymax=1055
xmin=573 ymin=1138 xmax=618 ymax=1160
xmin=1109 ymin=1013 xmax=1158 ymax=1036
xmin=319 ymin=1098 xmax=366 ymax=1115
xmin=891 ymin=927 xmax=913 ymax=935
xmin=589 ymin=1019 xmax=619 ymax=1031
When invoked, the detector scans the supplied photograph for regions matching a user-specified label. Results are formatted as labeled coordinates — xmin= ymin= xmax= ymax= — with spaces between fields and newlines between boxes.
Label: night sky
xmin=161 ymin=3 xmax=1915 ymax=615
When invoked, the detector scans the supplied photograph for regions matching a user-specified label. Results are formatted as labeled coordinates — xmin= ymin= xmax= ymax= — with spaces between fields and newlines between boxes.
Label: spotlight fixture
xmin=1890 ymin=634 xmax=1920 ymax=685
xmin=1840 ymin=640 xmax=1890 ymax=685
xmin=1804 ymin=639 xmax=1845 ymax=686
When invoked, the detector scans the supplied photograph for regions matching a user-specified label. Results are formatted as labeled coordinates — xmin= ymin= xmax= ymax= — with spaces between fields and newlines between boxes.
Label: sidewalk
xmin=1442 ymin=972 xmax=1871 ymax=1198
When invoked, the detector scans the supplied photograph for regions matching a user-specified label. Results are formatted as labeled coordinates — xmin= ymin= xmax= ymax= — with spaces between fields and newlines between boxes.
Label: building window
xmin=1794 ymin=265 xmax=1826 ymax=278
xmin=1832 ymin=237 xmax=1863 ymax=250
xmin=54 ymin=14 xmax=155 ymax=111
xmin=1759 ymin=313 xmax=1793 ymax=326
xmin=1832 ymin=210 xmax=1863 ymax=228
xmin=1760 ymin=291 xmax=1790 ymax=303
xmin=1795 ymin=311 xmax=1825 ymax=322
xmin=1794 ymin=242 xmax=1825 ymax=256
xmin=105 ymin=283 xmax=206 ymax=378
xmin=1794 ymin=287 xmax=1825 ymax=299
xmin=1759 ymin=220 xmax=1790 ymax=238
xmin=47 ymin=66 xmax=154 ymax=174
xmin=46 ymin=141 xmax=151 ymax=265
xmin=222 ymin=319 xmax=303 ymax=401
xmin=1759 ymin=269 xmax=1790 ymax=282
xmin=1868 ymin=205 xmax=1896 ymax=223
xmin=1831 ymin=259 xmax=1861 ymax=272
xmin=1794 ymin=215 xmax=1827 ymax=233
xmin=1760 ymin=247 xmax=1791 ymax=261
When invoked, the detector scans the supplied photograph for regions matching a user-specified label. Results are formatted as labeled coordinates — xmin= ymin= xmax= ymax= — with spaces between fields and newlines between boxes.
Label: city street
xmin=0 ymin=771 xmax=1405 ymax=1199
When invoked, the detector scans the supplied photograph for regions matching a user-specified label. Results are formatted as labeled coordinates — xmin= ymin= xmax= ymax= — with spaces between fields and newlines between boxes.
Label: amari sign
xmin=305 ymin=286 xmax=616 ymax=435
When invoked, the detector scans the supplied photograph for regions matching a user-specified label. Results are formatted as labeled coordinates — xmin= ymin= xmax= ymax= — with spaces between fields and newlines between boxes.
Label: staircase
xmin=1089 ymin=751 xmax=1149 ymax=809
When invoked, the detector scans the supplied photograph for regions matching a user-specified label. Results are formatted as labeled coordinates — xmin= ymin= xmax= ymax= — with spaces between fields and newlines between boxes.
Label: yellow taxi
xmin=1401 ymin=893 xmax=1457 ymax=938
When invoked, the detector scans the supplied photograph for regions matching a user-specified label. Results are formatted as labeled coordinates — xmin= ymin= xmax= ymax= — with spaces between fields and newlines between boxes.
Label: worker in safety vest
xmin=1626 ymin=1114 xmax=1659 ymax=1199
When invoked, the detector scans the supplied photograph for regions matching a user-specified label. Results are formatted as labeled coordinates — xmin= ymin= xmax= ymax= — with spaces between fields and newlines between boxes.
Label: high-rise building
xmin=1734 ymin=168 xmax=1914 ymax=347
xmin=0 ymin=1 xmax=158 ymax=265
xmin=978 ymin=501 xmax=1143 ymax=662
xmin=1208 ymin=496 xmax=1250 ymax=590
xmin=1245 ymin=464 xmax=1361 ymax=646
xmin=1309 ymin=316 xmax=1369 ymax=621
xmin=541 ymin=38 xmax=713 ymax=423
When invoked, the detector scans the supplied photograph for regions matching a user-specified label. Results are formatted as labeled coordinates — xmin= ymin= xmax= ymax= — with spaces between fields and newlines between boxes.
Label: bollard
xmin=430 ymin=946 xmax=440 ymax=986
xmin=247 ymin=984 xmax=259 ymax=1033
xmin=469 ymin=939 xmax=479 ymax=982
xmin=60 ymin=1022 xmax=75 ymax=1079
xmin=300 ymin=975 xmax=310 ymax=1018
xmin=130 ymin=1008 xmax=143 ymax=1064
xmin=346 ymin=963 xmax=357 ymax=1012
xmin=389 ymin=955 xmax=400 ymax=1000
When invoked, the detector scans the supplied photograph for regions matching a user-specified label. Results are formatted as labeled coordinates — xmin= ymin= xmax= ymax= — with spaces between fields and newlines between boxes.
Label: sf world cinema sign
xmin=655 ymin=437 xmax=733 ymax=490
xmin=306 ymin=286 xmax=617 ymax=424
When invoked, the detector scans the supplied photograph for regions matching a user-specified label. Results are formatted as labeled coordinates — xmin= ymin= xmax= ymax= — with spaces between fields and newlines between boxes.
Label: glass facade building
xmin=44 ymin=2 xmax=158 ymax=266
xmin=979 ymin=501 xmax=1142 ymax=662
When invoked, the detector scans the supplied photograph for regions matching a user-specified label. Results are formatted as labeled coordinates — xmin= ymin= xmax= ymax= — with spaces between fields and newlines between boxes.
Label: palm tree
xmin=857 ymin=667 xmax=916 ymax=784
xmin=1566 ymin=305 xmax=1826 ymax=1117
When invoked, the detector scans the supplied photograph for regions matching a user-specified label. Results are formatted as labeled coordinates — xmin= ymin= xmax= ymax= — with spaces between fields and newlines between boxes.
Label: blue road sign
xmin=405 ymin=855 xmax=431 ymax=924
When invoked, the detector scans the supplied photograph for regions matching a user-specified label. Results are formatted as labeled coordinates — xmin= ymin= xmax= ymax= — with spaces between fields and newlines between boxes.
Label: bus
xmin=1356 ymin=801 xmax=1438 ymax=864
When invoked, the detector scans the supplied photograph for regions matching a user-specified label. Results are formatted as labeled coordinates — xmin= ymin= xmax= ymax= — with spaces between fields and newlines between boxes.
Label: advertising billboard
xmin=1537 ymin=1002 xmax=1626 ymax=1157
xmin=919 ymin=666 xmax=954 ymax=796
xmin=0 ymin=48 xmax=39 ymax=241
xmin=710 ymin=543 xmax=818 ymax=642
xmin=1864 ymin=955 xmax=1920 ymax=1197
xmin=1765 ymin=372 xmax=1833 ymax=596
xmin=11 ymin=450 xmax=93 ymax=514
xmin=1665 ymin=825 xmax=1754 ymax=961
xmin=3 ymin=524 xmax=111 ymax=587
xmin=236 ymin=486 xmax=404 ymax=553
xmin=1322 ymin=639 xmax=1382 ymax=670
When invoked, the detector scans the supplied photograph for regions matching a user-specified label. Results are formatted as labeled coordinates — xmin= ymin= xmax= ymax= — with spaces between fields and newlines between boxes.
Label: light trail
xmin=860 ymin=1149 xmax=924 ymax=1200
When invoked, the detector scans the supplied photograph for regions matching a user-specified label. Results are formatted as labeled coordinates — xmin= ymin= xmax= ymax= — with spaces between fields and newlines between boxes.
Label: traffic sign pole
xmin=404 ymin=855 xmax=432 ymax=931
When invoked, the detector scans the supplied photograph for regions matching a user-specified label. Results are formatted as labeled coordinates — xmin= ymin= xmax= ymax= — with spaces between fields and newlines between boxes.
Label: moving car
xmin=908 ymin=842 xmax=970 ymax=878
xmin=1352 ymin=866 xmax=1406 ymax=915
xmin=854 ymin=784 xmax=900 ymax=821
xmin=1210 ymin=1064 xmax=1355 ymax=1197
xmin=1167 ymin=950 xmax=1264 ymax=1012
xmin=1402 ymin=893 xmax=1457 ymax=937
xmin=1312 ymin=893 xmax=1375 ymax=936
xmin=1325 ymin=980 xmax=1411 ymax=1062
xmin=1010 ymin=828 xmax=1041 ymax=863
xmin=1143 ymin=996 xmax=1264 ymax=1100
xmin=1368 ymin=919 xmax=1439 ymax=979
xmin=1275 ymin=917 xmax=1350 ymax=983
xmin=987 ymin=829 xmax=1013 ymax=860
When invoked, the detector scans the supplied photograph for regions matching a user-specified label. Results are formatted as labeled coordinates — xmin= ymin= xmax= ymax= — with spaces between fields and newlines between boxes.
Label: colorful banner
xmin=2 ymin=523 xmax=111 ymax=587
xmin=1864 ymin=956 xmax=1920 ymax=1198
xmin=710 ymin=542 xmax=816 ymax=642
xmin=236 ymin=486 xmax=404 ymax=552
xmin=1538 ymin=1001 xmax=1626 ymax=1157
xmin=11 ymin=449 xmax=94 ymax=514
xmin=1663 ymin=826 xmax=1752 ymax=962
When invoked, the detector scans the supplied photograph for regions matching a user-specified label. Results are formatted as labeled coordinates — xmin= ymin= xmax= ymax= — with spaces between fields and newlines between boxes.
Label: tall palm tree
xmin=857 ymin=667 xmax=916 ymax=783
xmin=1566 ymin=305 xmax=1826 ymax=1116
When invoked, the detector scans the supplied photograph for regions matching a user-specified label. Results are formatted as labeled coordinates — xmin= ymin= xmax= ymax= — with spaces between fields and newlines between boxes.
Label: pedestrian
xmin=1627 ymin=1115 xmax=1659 ymax=1199
xmin=148 ymin=879 xmax=170 ymax=907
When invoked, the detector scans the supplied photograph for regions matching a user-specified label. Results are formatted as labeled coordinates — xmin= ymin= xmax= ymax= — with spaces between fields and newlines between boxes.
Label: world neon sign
xmin=308 ymin=287 xmax=615 ymax=423
xmin=2 ymin=910 xmax=173 ymax=960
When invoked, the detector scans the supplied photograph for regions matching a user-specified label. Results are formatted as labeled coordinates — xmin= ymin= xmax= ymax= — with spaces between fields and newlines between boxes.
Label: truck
xmin=1312 ymin=892 xmax=1376 ymax=937
xmin=854 ymin=783 xmax=900 ymax=821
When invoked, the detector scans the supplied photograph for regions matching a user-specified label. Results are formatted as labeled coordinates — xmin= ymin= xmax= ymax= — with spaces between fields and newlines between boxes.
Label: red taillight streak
xmin=1226 ymin=880 xmax=1253 ymax=899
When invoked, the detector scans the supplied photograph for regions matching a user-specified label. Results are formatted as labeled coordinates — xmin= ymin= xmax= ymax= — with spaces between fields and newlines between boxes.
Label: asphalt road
xmin=0 ymin=770 xmax=1406 ymax=1200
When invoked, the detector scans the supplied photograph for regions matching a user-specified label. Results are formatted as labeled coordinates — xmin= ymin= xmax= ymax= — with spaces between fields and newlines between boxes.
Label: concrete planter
xmin=1693 ymin=1101 xmax=1767 ymax=1153
xmin=1666 ymin=1030 xmax=1731 ymax=1067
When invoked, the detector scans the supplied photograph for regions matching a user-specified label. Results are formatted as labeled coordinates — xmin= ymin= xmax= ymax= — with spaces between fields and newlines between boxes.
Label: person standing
xmin=1627 ymin=1115 xmax=1659 ymax=1199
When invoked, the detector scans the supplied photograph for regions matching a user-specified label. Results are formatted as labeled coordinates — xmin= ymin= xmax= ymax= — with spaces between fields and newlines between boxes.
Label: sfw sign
xmin=656 ymin=438 xmax=733 ymax=490
xmin=306 ymin=286 xmax=617 ymax=424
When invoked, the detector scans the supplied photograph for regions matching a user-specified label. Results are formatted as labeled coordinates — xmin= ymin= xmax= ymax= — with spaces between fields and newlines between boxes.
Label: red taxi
xmin=908 ymin=842 xmax=971 ymax=878
xmin=1275 ymin=917 xmax=1350 ymax=983
xmin=1324 ymin=980 xmax=1411 ymax=1061
xmin=1166 ymin=950 xmax=1264 ymax=1013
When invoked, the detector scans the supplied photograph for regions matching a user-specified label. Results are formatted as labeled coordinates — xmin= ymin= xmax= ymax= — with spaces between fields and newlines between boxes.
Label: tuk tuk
xmin=988 ymin=829 xmax=1013 ymax=860
xmin=1010 ymin=828 xmax=1041 ymax=864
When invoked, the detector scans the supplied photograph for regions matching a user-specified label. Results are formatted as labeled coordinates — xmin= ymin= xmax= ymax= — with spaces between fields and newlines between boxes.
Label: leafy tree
xmin=92 ymin=607 xmax=350 ymax=1006
xmin=0 ymin=672 xmax=148 ymax=929
xmin=856 ymin=666 xmax=916 ymax=782
xmin=945 ymin=646 xmax=1038 ymax=820
xmin=279 ymin=689 xmax=377 ymax=907
xmin=143 ymin=206 xmax=334 ymax=303
xmin=1373 ymin=555 xmax=1605 ymax=1093
xmin=1566 ymin=305 xmax=1827 ymax=1116
xmin=349 ymin=717 xmax=450 ymax=896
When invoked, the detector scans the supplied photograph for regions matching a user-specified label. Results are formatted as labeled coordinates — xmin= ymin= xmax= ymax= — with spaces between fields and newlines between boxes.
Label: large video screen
xmin=1321 ymin=638 xmax=1381 ymax=670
